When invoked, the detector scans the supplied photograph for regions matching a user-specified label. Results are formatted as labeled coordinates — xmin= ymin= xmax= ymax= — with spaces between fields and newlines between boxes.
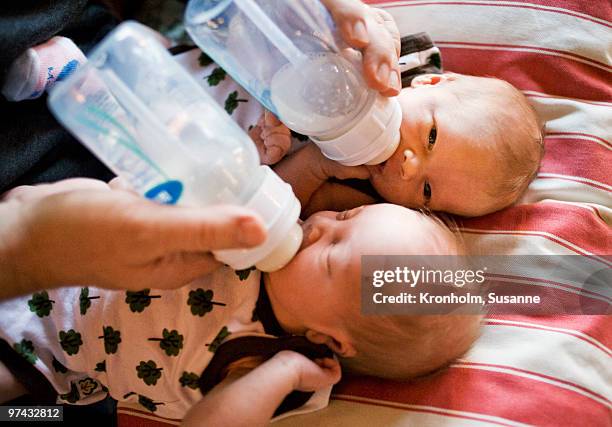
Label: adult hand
xmin=0 ymin=179 xmax=266 ymax=299
xmin=321 ymin=0 xmax=401 ymax=96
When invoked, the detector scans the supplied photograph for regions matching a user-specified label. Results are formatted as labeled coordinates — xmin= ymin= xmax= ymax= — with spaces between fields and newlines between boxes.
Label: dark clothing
xmin=0 ymin=1 xmax=117 ymax=193
xmin=399 ymin=31 xmax=443 ymax=87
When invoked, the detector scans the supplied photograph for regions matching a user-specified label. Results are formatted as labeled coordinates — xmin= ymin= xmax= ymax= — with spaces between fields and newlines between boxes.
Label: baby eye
xmin=428 ymin=126 xmax=437 ymax=148
xmin=423 ymin=181 xmax=432 ymax=201
xmin=336 ymin=206 xmax=363 ymax=220
xmin=336 ymin=210 xmax=349 ymax=220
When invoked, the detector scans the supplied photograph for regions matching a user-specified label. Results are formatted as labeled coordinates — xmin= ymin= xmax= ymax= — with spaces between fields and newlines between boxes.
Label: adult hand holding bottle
xmin=321 ymin=0 xmax=402 ymax=96
xmin=251 ymin=0 xmax=403 ymax=164
xmin=0 ymin=179 xmax=266 ymax=300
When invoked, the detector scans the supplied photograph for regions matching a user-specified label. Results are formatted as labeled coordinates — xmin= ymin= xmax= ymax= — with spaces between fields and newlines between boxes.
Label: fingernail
xmin=376 ymin=62 xmax=390 ymax=86
xmin=389 ymin=70 xmax=401 ymax=91
xmin=238 ymin=217 xmax=265 ymax=246
xmin=351 ymin=20 xmax=369 ymax=43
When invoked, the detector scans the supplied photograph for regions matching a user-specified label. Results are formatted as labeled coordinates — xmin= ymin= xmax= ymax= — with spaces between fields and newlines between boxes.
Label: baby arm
xmin=273 ymin=144 xmax=370 ymax=208
xmin=303 ymin=182 xmax=377 ymax=217
xmin=182 ymin=351 xmax=340 ymax=427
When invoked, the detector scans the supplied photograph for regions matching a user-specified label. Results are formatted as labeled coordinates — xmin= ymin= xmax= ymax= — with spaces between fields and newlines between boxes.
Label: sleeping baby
xmin=0 ymin=202 xmax=481 ymax=425
xmin=251 ymin=35 xmax=545 ymax=217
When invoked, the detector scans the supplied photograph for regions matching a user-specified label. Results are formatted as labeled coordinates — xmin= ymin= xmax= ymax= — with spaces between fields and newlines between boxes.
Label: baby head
xmin=368 ymin=73 xmax=544 ymax=217
xmin=264 ymin=204 xmax=481 ymax=379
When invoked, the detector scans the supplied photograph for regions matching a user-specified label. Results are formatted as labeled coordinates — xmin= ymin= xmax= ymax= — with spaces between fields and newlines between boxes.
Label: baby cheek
xmin=369 ymin=175 xmax=416 ymax=208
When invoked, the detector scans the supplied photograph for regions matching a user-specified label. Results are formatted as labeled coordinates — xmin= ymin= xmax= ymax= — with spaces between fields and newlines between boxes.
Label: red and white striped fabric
xmin=119 ymin=1 xmax=610 ymax=426
xmin=281 ymin=1 xmax=612 ymax=426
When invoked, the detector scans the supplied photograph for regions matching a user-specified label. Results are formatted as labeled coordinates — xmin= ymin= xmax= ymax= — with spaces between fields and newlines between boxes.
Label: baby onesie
xmin=0 ymin=267 xmax=329 ymax=420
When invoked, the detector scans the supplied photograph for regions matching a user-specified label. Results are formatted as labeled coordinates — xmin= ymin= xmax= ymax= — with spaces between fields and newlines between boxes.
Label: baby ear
xmin=410 ymin=73 xmax=455 ymax=88
xmin=305 ymin=330 xmax=356 ymax=358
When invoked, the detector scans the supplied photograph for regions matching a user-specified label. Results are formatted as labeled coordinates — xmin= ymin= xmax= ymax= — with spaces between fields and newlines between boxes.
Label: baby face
xmin=368 ymin=74 xmax=510 ymax=216
xmin=264 ymin=204 xmax=457 ymax=339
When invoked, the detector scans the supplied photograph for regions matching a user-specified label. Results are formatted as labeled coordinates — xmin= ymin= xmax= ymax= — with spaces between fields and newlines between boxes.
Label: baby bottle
xmin=185 ymin=0 xmax=402 ymax=166
xmin=47 ymin=21 xmax=302 ymax=272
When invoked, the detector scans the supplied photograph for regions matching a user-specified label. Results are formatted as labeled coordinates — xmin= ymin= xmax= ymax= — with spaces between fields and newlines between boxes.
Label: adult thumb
xmin=132 ymin=203 xmax=267 ymax=253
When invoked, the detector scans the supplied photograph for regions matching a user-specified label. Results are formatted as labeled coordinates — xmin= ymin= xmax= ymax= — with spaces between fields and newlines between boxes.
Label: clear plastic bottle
xmin=185 ymin=0 xmax=402 ymax=166
xmin=47 ymin=21 xmax=302 ymax=272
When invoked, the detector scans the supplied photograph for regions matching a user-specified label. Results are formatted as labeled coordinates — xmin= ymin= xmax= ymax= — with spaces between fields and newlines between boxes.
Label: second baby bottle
xmin=185 ymin=0 xmax=402 ymax=166
xmin=47 ymin=21 xmax=302 ymax=272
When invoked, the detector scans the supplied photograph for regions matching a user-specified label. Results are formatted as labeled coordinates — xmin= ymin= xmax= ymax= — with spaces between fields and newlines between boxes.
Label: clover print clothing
xmin=0 ymin=267 xmax=281 ymax=419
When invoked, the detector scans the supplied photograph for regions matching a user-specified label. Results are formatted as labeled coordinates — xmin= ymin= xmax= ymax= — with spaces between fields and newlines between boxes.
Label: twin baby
xmin=257 ymin=71 xmax=544 ymax=217
xmin=0 ymin=11 xmax=544 ymax=427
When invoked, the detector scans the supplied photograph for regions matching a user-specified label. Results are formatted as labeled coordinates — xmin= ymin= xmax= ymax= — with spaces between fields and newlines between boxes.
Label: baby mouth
xmin=367 ymin=160 xmax=387 ymax=177
xmin=299 ymin=222 xmax=313 ymax=250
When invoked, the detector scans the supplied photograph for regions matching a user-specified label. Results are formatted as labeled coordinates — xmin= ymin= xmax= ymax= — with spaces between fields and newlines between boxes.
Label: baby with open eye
xmin=252 ymin=71 xmax=544 ymax=217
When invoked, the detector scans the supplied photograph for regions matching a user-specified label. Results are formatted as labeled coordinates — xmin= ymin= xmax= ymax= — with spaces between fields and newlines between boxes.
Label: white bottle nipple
xmin=213 ymin=166 xmax=302 ymax=272
xmin=364 ymin=137 xmax=401 ymax=165
xmin=255 ymin=222 xmax=303 ymax=272
xmin=310 ymin=95 xmax=402 ymax=166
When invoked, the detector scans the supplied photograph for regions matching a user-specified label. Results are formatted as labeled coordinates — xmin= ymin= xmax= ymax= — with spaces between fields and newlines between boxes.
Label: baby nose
xmin=401 ymin=149 xmax=420 ymax=181
xmin=300 ymin=223 xmax=322 ymax=250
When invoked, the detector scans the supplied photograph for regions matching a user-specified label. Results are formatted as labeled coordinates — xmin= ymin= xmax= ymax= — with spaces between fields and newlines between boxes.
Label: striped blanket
xmin=305 ymin=1 xmax=611 ymax=426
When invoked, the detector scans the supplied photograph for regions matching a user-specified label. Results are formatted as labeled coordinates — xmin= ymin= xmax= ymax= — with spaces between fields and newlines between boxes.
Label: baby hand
xmin=273 ymin=350 xmax=342 ymax=392
xmin=249 ymin=110 xmax=292 ymax=165
xmin=306 ymin=144 xmax=370 ymax=181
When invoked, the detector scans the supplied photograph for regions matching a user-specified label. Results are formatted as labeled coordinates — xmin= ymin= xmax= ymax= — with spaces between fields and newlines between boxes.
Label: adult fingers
xmin=108 ymin=176 xmax=138 ymax=194
xmin=2 ymin=178 xmax=110 ymax=202
xmin=321 ymin=0 xmax=370 ymax=48
xmin=360 ymin=10 xmax=401 ymax=96
xmin=374 ymin=8 xmax=402 ymax=96
xmin=141 ymin=251 xmax=223 ymax=289
xmin=323 ymin=1 xmax=400 ymax=95
xmin=128 ymin=202 xmax=267 ymax=254
xmin=376 ymin=8 xmax=401 ymax=58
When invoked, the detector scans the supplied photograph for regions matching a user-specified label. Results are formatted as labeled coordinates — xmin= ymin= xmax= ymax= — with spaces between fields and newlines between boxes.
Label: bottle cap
xmin=214 ymin=166 xmax=302 ymax=272
xmin=310 ymin=95 xmax=402 ymax=166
